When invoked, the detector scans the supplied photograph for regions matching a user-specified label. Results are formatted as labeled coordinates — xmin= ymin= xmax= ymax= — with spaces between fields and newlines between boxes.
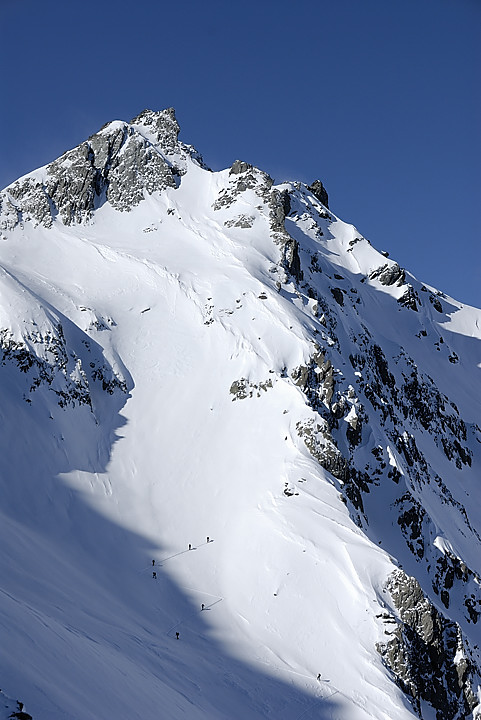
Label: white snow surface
xmin=0 ymin=120 xmax=480 ymax=720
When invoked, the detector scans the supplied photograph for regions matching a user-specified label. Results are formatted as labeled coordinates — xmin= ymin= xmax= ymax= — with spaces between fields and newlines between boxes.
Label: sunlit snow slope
xmin=0 ymin=109 xmax=480 ymax=720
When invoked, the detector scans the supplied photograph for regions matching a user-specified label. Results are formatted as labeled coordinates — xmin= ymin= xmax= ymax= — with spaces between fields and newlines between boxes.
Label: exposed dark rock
xmin=269 ymin=192 xmax=288 ymax=232
xmin=291 ymin=348 xmax=334 ymax=407
xmin=224 ymin=214 xmax=255 ymax=229
xmin=372 ymin=344 xmax=395 ymax=388
xmin=308 ymin=180 xmax=329 ymax=208
xmin=9 ymin=704 xmax=33 ymax=720
xmin=105 ymin=132 xmax=176 ymax=211
xmin=8 ymin=179 xmax=53 ymax=227
xmin=395 ymin=493 xmax=426 ymax=559
xmin=398 ymin=285 xmax=420 ymax=311
xmin=229 ymin=378 xmax=250 ymax=400
xmin=213 ymin=165 xmax=273 ymax=211
xmin=229 ymin=377 xmax=274 ymax=400
xmin=330 ymin=287 xmax=344 ymax=306
xmin=369 ymin=262 xmax=405 ymax=287
xmin=279 ymin=189 xmax=291 ymax=216
xmin=291 ymin=365 xmax=309 ymax=388
xmin=267 ymin=187 xmax=296 ymax=255
xmin=377 ymin=569 xmax=479 ymax=720
xmin=0 ymin=693 xmax=33 ymax=720
xmin=296 ymin=418 xmax=348 ymax=482
xmin=296 ymin=413 xmax=370 ymax=521
xmin=309 ymin=254 xmax=322 ymax=273
xmin=0 ymin=316 xmax=127 ymax=410
xmin=342 ymin=476 xmax=365 ymax=513
xmin=283 ymin=239 xmax=303 ymax=282
xmin=345 ymin=409 xmax=363 ymax=447
xmin=130 ymin=107 xmax=180 ymax=153
xmin=229 ymin=160 xmax=253 ymax=175
xmin=465 ymin=596 xmax=481 ymax=624
xmin=432 ymin=550 xmax=481 ymax=624
xmin=429 ymin=294 xmax=443 ymax=313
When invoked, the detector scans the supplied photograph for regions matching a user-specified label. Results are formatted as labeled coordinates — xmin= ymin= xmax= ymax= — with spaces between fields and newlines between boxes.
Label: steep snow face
xmin=0 ymin=109 xmax=481 ymax=720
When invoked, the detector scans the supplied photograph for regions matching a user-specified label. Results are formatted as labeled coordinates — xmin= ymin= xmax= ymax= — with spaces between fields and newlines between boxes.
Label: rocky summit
xmin=0 ymin=109 xmax=480 ymax=720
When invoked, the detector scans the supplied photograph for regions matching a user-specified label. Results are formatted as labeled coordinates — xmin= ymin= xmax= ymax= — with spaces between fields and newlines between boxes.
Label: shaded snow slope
xmin=0 ymin=109 xmax=480 ymax=720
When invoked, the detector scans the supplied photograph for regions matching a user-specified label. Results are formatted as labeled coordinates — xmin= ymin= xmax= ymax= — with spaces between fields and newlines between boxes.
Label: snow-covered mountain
xmin=1 ymin=108 xmax=480 ymax=720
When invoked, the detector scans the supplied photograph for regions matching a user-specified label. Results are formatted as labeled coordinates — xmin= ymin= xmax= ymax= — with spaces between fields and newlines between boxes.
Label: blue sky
xmin=1 ymin=0 xmax=479 ymax=306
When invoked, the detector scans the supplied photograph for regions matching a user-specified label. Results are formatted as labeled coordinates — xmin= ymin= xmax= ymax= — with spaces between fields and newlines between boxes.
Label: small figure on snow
xmin=188 ymin=543 xmax=192 ymax=550
xmin=152 ymin=559 xmax=155 ymax=566
xmin=201 ymin=603 xmax=205 ymax=611
xmin=176 ymin=632 xmax=180 ymax=639
xmin=206 ymin=536 xmax=210 ymax=543
xmin=317 ymin=673 xmax=321 ymax=681
xmin=152 ymin=571 xmax=157 ymax=579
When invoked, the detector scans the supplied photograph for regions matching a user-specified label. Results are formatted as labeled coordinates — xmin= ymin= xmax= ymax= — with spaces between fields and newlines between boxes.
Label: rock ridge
xmin=0 ymin=108 xmax=206 ymax=230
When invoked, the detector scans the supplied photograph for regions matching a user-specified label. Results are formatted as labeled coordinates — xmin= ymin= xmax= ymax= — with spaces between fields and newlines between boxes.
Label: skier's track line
xmin=145 ymin=540 xmax=214 ymax=569
xmin=164 ymin=596 xmax=224 ymax=636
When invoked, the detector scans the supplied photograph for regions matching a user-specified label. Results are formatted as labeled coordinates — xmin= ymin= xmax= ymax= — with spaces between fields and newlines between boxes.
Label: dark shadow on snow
xmin=0 ymin=354 xmax=342 ymax=719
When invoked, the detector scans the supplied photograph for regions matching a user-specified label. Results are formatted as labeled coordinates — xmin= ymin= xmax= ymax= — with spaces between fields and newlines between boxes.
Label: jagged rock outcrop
xmin=229 ymin=377 xmax=274 ymax=400
xmin=0 ymin=108 xmax=205 ymax=229
xmin=368 ymin=263 xmax=421 ymax=311
xmin=282 ymin=237 xmax=303 ymax=282
xmin=212 ymin=161 xmax=305 ymax=283
xmin=213 ymin=161 xmax=273 ymax=211
xmin=369 ymin=262 xmax=406 ymax=287
xmin=398 ymin=284 xmax=420 ymax=311
xmin=377 ymin=569 xmax=479 ymax=719
xmin=308 ymin=179 xmax=329 ymax=208
xmin=229 ymin=159 xmax=253 ymax=176
xmin=131 ymin=107 xmax=180 ymax=154
xmin=0 ymin=321 xmax=127 ymax=409
xmin=0 ymin=690 xmax=33 ymax=720
xmin=292 ymin=347 xmax=334 ymax=406
xmin=296 ymin=417 xmax=348 ymax=482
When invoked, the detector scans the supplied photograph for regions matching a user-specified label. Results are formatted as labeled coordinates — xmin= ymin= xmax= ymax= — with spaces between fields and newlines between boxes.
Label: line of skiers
xmin=151 ymin=538 xmax=214 ymax=616
xmin=150 ymin=540 xmax=323 ymax=681
xmin=151 ymin=537 xmax=213 ymax=577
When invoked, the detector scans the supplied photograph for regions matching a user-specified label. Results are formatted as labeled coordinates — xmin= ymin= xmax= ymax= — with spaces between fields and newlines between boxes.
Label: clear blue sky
xmin=1 ymin=0 xmax=479 ymax=306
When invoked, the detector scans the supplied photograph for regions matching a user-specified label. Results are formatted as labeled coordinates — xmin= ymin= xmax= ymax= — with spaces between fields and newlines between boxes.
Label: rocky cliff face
xmin=272 ymin=186 xmax=481 ymax=717
xmin=378 ymin=569 xmax=479 ymax=719
xmin=0 ymin=265 xmax=127 ymax=415
xmin=0 ymin=108 xmax=205 ymax=230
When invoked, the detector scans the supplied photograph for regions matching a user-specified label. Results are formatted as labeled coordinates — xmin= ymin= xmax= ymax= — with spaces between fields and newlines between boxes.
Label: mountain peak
xmin=0 ymin=108 xmax=193 ymax=229
xmin=130 ymin=107 xmax=180 ymax=153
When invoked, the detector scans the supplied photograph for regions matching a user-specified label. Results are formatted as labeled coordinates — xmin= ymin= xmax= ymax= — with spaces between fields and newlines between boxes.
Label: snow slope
xmin=0 ymin=109 xmax=480 ymax=719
